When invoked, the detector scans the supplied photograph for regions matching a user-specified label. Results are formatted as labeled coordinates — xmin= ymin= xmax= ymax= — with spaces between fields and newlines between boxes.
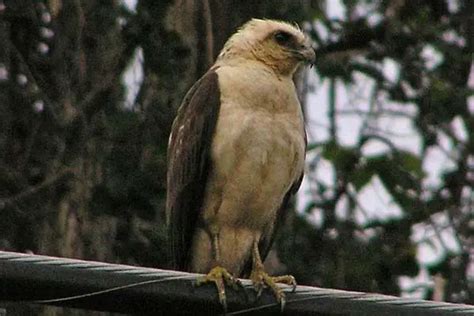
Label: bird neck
xmin=215 ymin=56 xmax=297 ymax=80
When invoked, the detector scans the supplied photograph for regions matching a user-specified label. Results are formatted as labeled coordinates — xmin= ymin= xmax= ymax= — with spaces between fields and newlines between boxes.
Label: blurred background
xmin=0 ymin=0 xmax=472 ymax=315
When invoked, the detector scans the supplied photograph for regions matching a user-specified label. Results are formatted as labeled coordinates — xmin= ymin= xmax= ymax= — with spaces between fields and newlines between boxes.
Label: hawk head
xmin=217 ymin=19 xmax=315 ymax=75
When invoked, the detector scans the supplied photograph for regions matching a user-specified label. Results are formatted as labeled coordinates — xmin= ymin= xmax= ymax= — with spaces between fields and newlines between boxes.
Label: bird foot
xmin=250 ymin=267 xmax=296 ymax=311
xmin=195 ymin=266 xmax=243 ymax=312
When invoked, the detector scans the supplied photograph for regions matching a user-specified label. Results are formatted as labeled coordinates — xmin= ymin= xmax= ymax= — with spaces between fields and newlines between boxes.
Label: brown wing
xmin=166 ymin=68 xmax=221 ymax=271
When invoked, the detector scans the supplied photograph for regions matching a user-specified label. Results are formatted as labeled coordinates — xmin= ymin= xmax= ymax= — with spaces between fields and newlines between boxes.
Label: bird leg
xmin=194 ymin=234 xmax=242 ymax=312
xmin=249 ymin=240 xmax=296 ymax=311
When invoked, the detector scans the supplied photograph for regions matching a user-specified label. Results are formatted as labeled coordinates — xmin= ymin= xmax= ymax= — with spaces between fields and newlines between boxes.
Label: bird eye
xmin=274 ymin=31 xmax=292 ymax=45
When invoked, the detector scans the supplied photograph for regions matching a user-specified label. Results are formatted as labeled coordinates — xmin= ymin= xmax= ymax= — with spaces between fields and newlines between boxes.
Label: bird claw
xmin=250 ymin=268 xmax=296 ymax=312
xmin=273 ymin=274 xmax=297 ymax=292
xmin=194 ymin=266 xmax=242 ymax=312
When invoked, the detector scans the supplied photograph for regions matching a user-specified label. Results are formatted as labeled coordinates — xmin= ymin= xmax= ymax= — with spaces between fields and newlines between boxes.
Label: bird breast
xmin=201 ymin=64 xmax=305 ymax=230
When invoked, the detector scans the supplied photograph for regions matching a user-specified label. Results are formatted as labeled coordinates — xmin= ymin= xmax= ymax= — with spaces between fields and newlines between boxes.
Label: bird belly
xmin=210 ymin=108 xmax=304 ymax=228
xmin=190 ymin=106 xmax=304 ymax=275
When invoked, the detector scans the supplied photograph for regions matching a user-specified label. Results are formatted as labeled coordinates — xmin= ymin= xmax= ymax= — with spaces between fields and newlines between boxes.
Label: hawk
xmin=166 ymin=18 xmax=314 ymax=310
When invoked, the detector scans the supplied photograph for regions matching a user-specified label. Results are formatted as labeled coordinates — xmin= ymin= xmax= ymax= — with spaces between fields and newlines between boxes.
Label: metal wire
xmin=0 ymin=251 xmax=473 ymax=315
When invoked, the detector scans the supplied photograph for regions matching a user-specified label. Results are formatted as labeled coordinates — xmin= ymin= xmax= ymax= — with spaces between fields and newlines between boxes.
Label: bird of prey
xmin=166 ymin=18 xmax=314 ymax=310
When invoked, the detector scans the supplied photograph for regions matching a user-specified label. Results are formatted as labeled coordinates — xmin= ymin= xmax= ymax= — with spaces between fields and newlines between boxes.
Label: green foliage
xmin=286 ymin=0 xmax=473 ymax=304
xmin=278 ymin=215 xmax=418 ymax=295
xmin=321 ymin=141 xmax=359 ymax=172
xmin=0 ymin=0 xmax=177 ymax=275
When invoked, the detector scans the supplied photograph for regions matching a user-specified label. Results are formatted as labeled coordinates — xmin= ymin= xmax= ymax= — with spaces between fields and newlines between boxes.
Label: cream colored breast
xmin=202 ymin=64 xmax=305 ymax=229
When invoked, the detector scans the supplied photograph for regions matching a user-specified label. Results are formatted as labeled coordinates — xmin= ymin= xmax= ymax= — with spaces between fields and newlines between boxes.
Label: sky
xmin=301 ymin=0 xmax=472 ymax=299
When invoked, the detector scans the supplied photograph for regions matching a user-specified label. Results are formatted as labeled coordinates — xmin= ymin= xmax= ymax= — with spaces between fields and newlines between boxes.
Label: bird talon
xmin=194 ymin=266 xmax=242 ymax=313
xmin=280 ymin=295 xmax=286 ymax=312
xmin=256 ymin=284 xmax=264 ymax=299
xmin=250 ymin=268 xmax=295 ymax=311
xmin=274 ymin=274 xmax=297 ymax=293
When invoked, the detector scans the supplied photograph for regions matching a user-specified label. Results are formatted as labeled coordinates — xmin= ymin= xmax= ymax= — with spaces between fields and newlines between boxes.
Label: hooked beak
xmin=294 ymin=44 xmax=316 ymax=65
xmin=301 ymin=45 xmax=316 ymax=64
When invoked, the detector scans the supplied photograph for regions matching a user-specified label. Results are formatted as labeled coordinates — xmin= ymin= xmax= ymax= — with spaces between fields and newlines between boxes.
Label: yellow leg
xmin=249 ymin=241 xmax=296 ymax=311
xmin=194 ymin=234 xmax=242 ymax=312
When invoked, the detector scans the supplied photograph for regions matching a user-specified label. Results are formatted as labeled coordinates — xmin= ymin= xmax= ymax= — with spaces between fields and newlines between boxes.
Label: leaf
xmin=349 ymin=167 xmax=375 ymax=191
xmin=321 ymin=142 xmax=358 ymax=171
xmin=399 ymin=151 xmax=423 ymax=178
